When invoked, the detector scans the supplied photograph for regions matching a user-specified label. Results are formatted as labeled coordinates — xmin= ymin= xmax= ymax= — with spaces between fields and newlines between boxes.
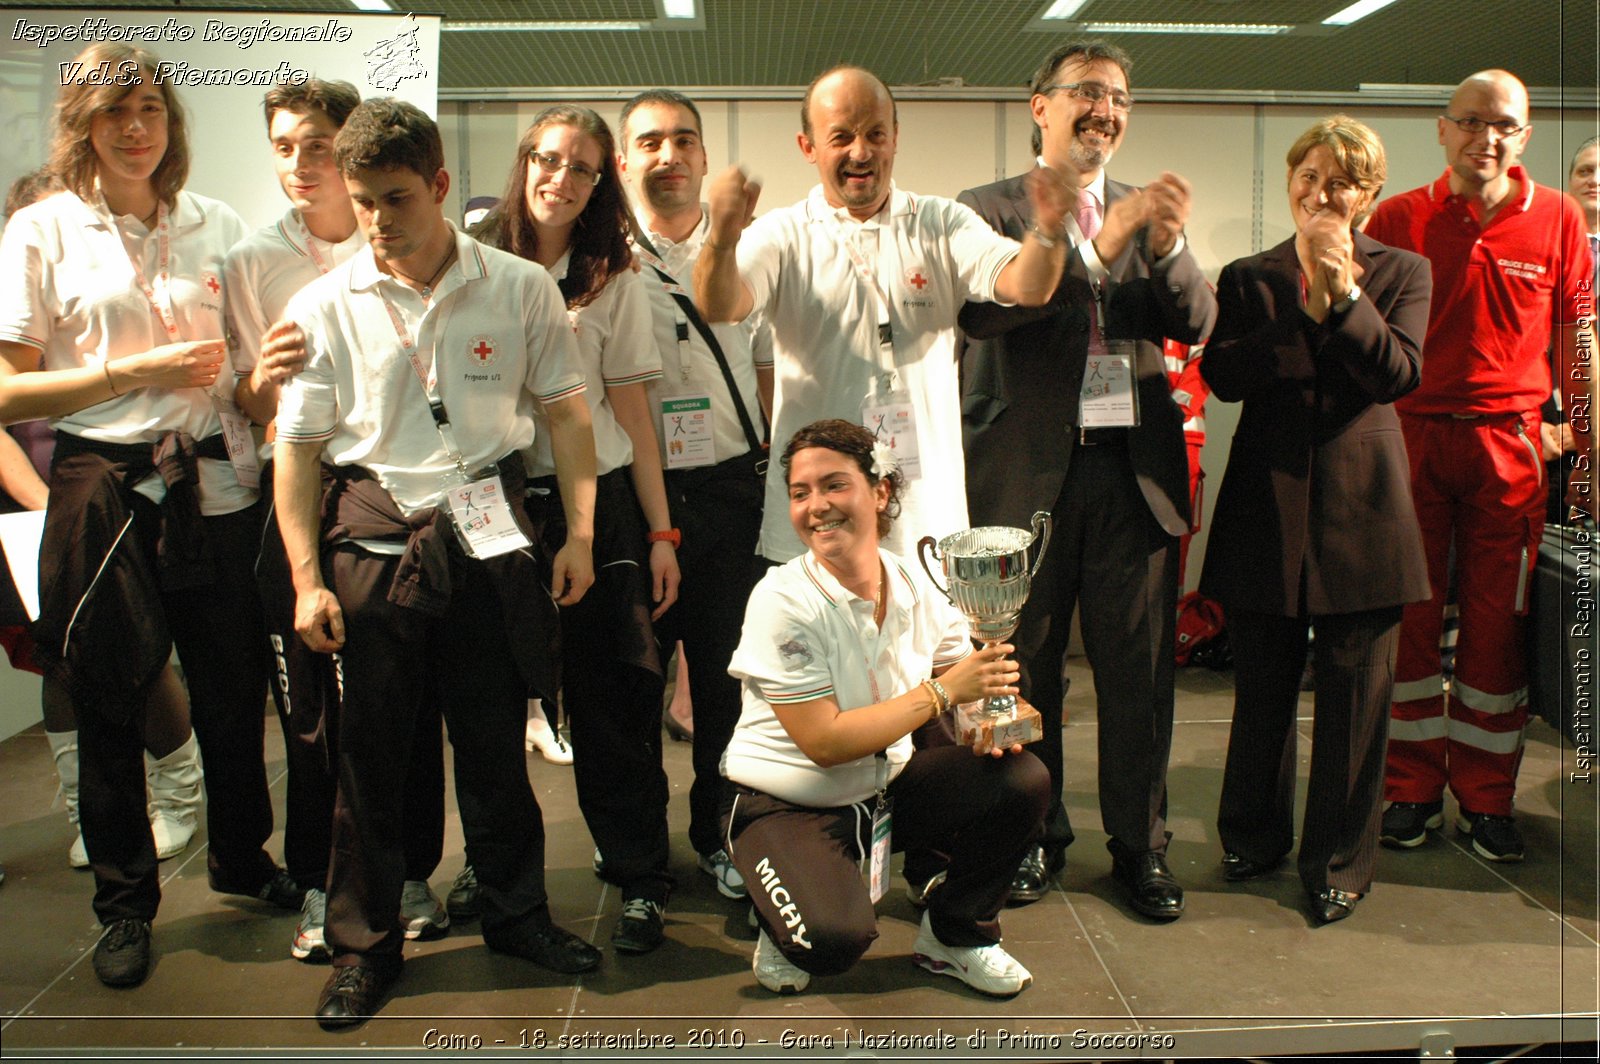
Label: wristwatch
xmin=1331 ymin=285 xmax=1363 ymax=315
xmin=1028 ymin=222 xmax=1060 ymax=249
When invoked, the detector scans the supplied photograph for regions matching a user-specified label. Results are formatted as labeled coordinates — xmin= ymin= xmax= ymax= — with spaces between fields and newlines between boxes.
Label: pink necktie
xmin=1077 ymin=190 xmax=1106 ymax=356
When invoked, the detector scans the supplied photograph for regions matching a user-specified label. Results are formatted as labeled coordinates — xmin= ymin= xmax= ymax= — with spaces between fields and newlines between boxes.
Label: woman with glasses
xmin=0 ymin=42 xmax=296 ymax=989
xmin=1198 ymin=115 xmax=1432 ymax=924
xmin=474 ymin=106 xmax=680 ymax=954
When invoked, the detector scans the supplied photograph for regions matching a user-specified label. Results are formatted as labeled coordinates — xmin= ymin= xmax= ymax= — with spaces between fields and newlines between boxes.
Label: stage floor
xmin=1 ymin=661 xmax=1594 ymax=1059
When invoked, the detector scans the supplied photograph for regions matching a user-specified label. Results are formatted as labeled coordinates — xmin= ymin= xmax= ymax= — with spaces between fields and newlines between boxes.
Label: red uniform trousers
xmin=1387 ymin=411 xmax=1545 ymax=815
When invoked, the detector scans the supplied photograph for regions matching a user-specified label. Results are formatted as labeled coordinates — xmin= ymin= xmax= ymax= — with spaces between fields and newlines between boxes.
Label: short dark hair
xmin=781 ymin=419 xmax=903 ymax=538
xmin=262 ymin=78 xmax=361 ymax=133
xmin=618 ymin=89 xmax=703 ymax=142
xmin=800 ymin=65 xmax=898 ymax=139
xmin=474 ymin=106 xmax=632 ymax=311
xmin=334 ymin=98 xmax=443 ymax=182
xmin=1028 ymin=41 xmax=1133 ymax=156
xmin=5 ymin=168 xmax=62 ymax=217
xmin=1573 ymin=136 xmax=1600 ymax=177
xmin=48 ymin=42 xmax=190 ymax=208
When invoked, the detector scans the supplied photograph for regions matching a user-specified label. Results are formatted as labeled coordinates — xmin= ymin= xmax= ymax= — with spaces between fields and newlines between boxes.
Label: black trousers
xmin=256 ymin=481 xmax=444 ymax=890
xmin=724 ymin=746 xmax=1048 ymax=976
xmin=1016 ymin=442 xmax=1179 ymax=858
xmin=76 ymin=501 xmax=276 ymax=924
xmin=323 ymin=544 xmax=548 ymax=969
xmin=1218 ymin=606 xmax=1402 ymax=895
xmin=527 ymin=469 xmax=671 ymax=899
xmin=654 ymin=454 xmax=765 ymax=857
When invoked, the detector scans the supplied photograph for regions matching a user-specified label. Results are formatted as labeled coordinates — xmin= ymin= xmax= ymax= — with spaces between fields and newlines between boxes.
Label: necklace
xmin=388 ymin=245 xmax=456 ymax=299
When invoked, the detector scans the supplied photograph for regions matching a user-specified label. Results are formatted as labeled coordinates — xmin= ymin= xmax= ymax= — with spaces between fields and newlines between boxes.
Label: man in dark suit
xmin=958 ymin=41 xmax=1215 ymax=920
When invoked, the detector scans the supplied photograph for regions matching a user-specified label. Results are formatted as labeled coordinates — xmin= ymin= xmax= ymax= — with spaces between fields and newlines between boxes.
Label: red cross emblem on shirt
xmin=908 ymin=271 xmax=928 ymax=290
xmin=469 ymin=335 xmax=498 ymax=366
xmin=903 ymin=265 xmax=931 ymax=293
xmin=204 ymin=274 xmax=220 ymax=295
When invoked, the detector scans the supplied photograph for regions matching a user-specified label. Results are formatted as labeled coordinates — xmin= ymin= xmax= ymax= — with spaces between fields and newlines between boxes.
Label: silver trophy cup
xmin=918 ymin=512 xmax=1053 ymax=749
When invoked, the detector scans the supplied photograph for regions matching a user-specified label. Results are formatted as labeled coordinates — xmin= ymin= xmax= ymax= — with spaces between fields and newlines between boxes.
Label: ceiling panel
xmin=4 ymin=1 xmax=1592 ymax=96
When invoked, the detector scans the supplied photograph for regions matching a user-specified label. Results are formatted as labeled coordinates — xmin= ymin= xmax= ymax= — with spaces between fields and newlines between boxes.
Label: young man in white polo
xmin=273 ymin=98 xmax=600 ymax=1029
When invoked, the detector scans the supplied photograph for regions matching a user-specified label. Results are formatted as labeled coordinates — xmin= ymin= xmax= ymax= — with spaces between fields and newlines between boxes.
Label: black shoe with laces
xmin=1379 ymin=799 xmax=1444 ymax=849
xmin=93 ymin=918 xmax=152 ymax=987
xmin=611 ymin=897 xmax=666 ymax=954
xmin=446 ymin=864 xmax=480 ymax=922
xmin=485 ymin=919 xmax=602 ymax=974
xmin=1456 ymin=809 xmax=1525 ymax=862
xmin=209 ymin=865 xmax=305 ymax=911
xmin=316 ymin=963 xmax=399 ymax=1031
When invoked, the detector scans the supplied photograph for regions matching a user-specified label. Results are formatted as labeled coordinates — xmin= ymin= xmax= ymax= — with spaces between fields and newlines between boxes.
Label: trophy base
xmin=955 ymin=698 xmax=1044 ymax=755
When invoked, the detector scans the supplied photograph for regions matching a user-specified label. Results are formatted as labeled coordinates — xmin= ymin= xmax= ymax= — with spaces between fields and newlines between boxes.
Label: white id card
xmin=661 ymin=393 xmax=715 ymax=469
xmin=217 ymin=409 xmax=262 ymax=490
xmin=1078 ymin=341 xmax=1140 ymax=428
xmin=444 ymin=475 xmax=532 ymax=559
xmin=861 ymin=396 xmax=921 ymax=481
xmin=868 ymin=797 xmax=893 ymax=904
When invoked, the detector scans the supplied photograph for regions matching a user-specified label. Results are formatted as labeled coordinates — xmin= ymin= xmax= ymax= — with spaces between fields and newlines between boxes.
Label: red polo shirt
xmin=1366 ymin=167 xmax=1590 ymax=416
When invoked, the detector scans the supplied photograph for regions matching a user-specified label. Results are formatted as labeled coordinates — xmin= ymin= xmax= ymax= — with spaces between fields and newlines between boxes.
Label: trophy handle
xmin=1027 ymin=511 xmax=1053 ymax=580
xmin=917 ymin=535 xmax=950 ymax=600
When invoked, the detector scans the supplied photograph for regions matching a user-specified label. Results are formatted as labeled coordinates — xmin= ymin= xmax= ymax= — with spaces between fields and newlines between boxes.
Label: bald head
xmin=1449 ymin=69 xmax=1530 ymax=124
xmin=1438 ymin=68 xmax=1532 ymax=197
xmin=801 ymin=66 xmax=897 ymax=138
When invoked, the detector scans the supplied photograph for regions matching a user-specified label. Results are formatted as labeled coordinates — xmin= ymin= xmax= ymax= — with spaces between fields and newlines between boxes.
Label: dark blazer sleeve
xmin=955 ymin=186 xmax=1060 ymax=340
xmin=1315 ymin=238 xmax=1430 ymax=403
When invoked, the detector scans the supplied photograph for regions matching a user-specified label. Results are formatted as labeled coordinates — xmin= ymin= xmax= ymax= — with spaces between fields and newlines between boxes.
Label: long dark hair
xmin=474 ymin=106 xmax=631 ymax=310
xmin=48 ymin=42 xmax=190 ymax=208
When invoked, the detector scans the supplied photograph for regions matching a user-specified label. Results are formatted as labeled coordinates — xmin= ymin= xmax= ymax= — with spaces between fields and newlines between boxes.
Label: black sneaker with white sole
xmin=1379 ymin=800 xmax=1443 ymax=849
xmin=1456 ymin=809 xmax=1525 ymax=862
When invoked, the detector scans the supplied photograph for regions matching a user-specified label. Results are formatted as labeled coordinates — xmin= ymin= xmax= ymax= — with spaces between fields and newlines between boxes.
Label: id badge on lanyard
xmin=379 ymin=284 xmax=531 ymax=560
xmin=845 ymin=227 xmax=923 ymax=481
xmin=119 ymin=199 xmax=261 ymax=489
xmin=662 ymin=392 xmax=715 ymax=469
xmin=1078 ymin=339 xmax=1141 ymax=428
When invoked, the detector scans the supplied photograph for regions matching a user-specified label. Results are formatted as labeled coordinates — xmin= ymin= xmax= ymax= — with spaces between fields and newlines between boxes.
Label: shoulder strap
xmin=632 ymin=221 xmax=767 ymax=456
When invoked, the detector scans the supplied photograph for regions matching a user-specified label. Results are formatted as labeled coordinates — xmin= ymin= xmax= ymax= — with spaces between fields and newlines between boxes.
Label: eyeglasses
xmin=529 ymin=150 xmax=603 ymax=187
xmin=1440 ymin=114 xmax=1528 ymax=137
xmin=1040 ymin=81 xmax=1133 ymax=112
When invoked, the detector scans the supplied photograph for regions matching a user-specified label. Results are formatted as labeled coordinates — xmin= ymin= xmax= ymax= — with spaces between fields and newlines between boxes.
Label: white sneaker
xmin=697 ymin=849 xmax=747 ymax=899
xmin=524 ymin=716 xmax=573 ymax=765
xmin=292 ymin=887 xmax=330 ymax=962
xmin=69 ymin=832 xmax=89 ymax=869
xmin=752 ymin=929 xmax=810 ymax=994
xmin=911 ymin=912 xmax=1031 ymax=997
xmin=400 ymin=880 xmax=450 ymax=940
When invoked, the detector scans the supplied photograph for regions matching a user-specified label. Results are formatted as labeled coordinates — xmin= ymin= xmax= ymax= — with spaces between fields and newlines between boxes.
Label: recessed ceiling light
xmin=1040 ymin=0 xmax=1092 ymax=19
xmin=662 ymin=0 xmax=698 ymax=18
xmin=1082 ymin=21 xmax=1293 ymax=35
xmin=442 ymin=20 xmax=647 ymax=33
xmin=1323 ymin=0 xmax=1403 ymax=27
xmin=348 ymin=0 xmax=396 ymax=12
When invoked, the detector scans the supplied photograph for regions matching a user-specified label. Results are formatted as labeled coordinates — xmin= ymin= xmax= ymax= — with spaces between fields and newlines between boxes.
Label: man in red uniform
xmin=1365 ymin=70 xmax=1592 ymax=861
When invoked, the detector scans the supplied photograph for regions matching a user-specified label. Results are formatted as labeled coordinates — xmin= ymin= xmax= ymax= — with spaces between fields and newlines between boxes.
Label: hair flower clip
xmin=870 ymin=439 xmax=899 ymax=480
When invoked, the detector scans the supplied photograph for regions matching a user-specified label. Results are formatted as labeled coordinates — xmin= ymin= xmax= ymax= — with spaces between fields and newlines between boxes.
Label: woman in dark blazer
xmin=1199 ymin=115 xmax=1432 ymax=924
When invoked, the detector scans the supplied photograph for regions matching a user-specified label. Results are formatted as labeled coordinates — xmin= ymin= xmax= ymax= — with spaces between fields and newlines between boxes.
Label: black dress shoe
xmin=1111 ymin=850 xmax=1185 ymax=920
xmin=1221 ymin=851 xmax=1285 ymax=882
xmin=1310 ymin=887 xmax=1361 ymax=924
xmin=1007 ymin=845 xmax=1065 ymax=906
xmin=316 ymin=964 xmax=398 ymax=1031
xmin=485 ymin=920 xmax=602 ymax=974
xmin=209 ymin=865 xmax=305 ymax=911
xmin=92 ymin=918 xmax=152 ymax=988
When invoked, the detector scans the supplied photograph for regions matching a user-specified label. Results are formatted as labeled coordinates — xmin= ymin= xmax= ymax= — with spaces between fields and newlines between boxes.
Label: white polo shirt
xmin=637 ymin=210 xmax=771 ymax=467
xmin=223 ymin=208 xmax=365 ymax=464
xmin=276 ymin=225 xmax=585 ymax=515
xmin=724 ymin=547 xmax=972 ymax=807
xmin=224 ymin=207 xmax=365 ymax=378
xmin=0 ymin=189 xmax=254 ymax=515
xmin=523 ymin=253 xmax=659 ymax=479
xmin=737 ymin=184 xmax=1019 ymax=561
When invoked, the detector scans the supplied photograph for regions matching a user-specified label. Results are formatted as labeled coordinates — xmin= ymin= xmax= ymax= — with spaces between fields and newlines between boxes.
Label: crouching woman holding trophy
xmin=722 ymin=419 xmax=1048 ymax=999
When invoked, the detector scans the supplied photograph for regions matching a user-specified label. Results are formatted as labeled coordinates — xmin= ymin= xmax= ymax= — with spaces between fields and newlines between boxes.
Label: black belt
xmin=1071 ymin=426 xmax=1129 ymax=448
